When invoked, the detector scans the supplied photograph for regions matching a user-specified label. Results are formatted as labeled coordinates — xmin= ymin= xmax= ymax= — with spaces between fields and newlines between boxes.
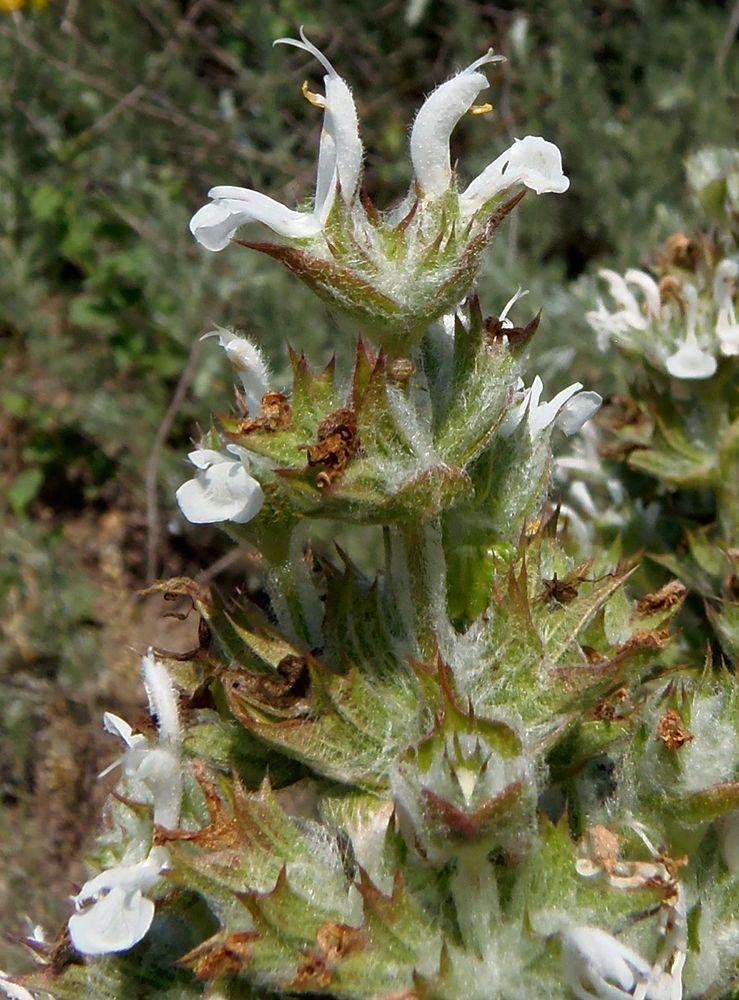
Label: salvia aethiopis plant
xmin=5 ymin=34 xmax=739 ymax=1000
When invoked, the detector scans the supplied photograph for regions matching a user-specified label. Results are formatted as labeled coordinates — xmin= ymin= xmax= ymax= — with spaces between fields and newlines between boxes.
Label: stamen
xmin=302 ymin=79 xmax=326 ymax=108
xmin=467 ymin=102 xmax=494 ymax=116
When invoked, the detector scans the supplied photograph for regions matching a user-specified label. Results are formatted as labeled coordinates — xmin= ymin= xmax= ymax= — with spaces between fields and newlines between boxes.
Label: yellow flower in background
xmin=0 ymin=0 xmax=49 ymax=11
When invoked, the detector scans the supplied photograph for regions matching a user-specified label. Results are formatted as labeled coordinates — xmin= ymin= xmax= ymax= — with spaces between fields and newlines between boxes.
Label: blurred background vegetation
xmin=0 ymin=0 xmax=736 ymax=973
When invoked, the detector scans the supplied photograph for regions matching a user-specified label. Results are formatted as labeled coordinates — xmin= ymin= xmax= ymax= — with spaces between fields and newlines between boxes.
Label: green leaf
xmin=7 ymin=466 xmax=44 ymax=514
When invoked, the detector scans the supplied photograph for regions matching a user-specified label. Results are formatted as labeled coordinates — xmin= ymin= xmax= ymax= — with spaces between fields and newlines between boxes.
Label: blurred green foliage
xmin=0 ymin=0 xmax=736 ymax=969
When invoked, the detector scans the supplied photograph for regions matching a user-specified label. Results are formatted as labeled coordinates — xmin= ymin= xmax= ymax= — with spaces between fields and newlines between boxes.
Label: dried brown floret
xmin=484 ymin=310 xmax=540 ymax=348
xmin=656 ymin=708 xmax=693 ymax=751
xmin=238 ymin=390 xmax=292 ymax=433
xmin=302 ymin=407 xmax=360 ymax=486
xmin=637 ymin=580 xmax=688 ymax=614
xmin=224 ymin=654 xmax=312 ymax=718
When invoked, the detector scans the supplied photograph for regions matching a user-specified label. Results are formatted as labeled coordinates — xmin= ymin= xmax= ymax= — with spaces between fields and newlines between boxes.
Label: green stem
xmin=392 ymin=517 xmax=449 ymax=661
xmin=265 ymin=527 xmax=323 ymax=648
xmin=449 ymin=848 xmax=500 ymax=959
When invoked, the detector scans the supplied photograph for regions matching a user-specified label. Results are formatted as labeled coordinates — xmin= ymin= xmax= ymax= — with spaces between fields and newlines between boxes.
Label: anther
xmin=302 ymin=80 xmax=326 ymax=108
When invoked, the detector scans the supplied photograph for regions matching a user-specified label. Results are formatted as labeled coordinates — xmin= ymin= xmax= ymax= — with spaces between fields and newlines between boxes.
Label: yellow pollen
xmin=302 ymin=80 xmax=326 ymax=109
xmin=467 ymin=102 xmax=494 ymax=116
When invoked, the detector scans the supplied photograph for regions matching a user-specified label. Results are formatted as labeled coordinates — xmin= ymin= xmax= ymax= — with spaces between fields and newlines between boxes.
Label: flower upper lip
xmin=409 ymin=49 xmax=504 ymax=200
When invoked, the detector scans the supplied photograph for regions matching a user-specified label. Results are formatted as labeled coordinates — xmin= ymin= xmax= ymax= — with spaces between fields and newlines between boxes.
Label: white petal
xmin=460 ymin=135 xmax=569 ymax=217
xmin=275 ymin=29 xmax=362 ymax=203
xmin=314 ymin=130 xmax=338 ymax=218
xmin=528 ymin=378 xmax=583 ymax=439
xmin=75 ymin=849 xmax=170 ymax=906
xmin=69 ymin=886 xmax=155 ymax=956
xmin=624 ymin=268 xmax=661 ymax=317
xmin=557 ymin=390 xmax=602 ymax=436
xmin=190 ymin=191 xmax=325 ymax=251
xmin=499 ymin=286 xmax=529 ymax=326
xmin=717 ymin=322 xmax=739 ymax=356
xmin=176 ymin=460 xmax=264 ymax=525
xmin=665 ymin=335 xmax=717 ymax=379
xmin=599 ymin=269 xmax=647 ymax=329
xmin=187 ymin=448 xmax=230 ymax=470
xmin=569 ymin=481 xmax=599 ymax=519
xmin=561 ymin=926 xmax=650 ymax=999
xmin=210 ymin=330 xmax=270 ymax=413
xmin=499 ymin=378 xmax=530 ymax=438
xmin=102 ymin=712 xmax=146 ymax=750
xmin=411 ymin=50 xmax=503 ymax=199
xmin=713 ymin=257 xmax=738 ymax=310
xmin=136 ymin=746 xmax=182 ymax=830
xmin=323 ymin=75 xmax=362 ymax=202
xmin=586 ymin=300 xmax=630 ymax=350
xmin=141 ymin=653 xmax=181 ymax=747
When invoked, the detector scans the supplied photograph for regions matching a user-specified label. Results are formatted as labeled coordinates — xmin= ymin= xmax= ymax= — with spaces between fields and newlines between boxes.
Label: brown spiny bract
xmin=180 ymin=931 xmax=258 ymax=979
xmin=618 ymin=626 xmax=672 ymax=655
xmin=288 ymin=951 xmax=333 ymax=988
xmin=656 ymin=708 xmax=694 ymax=751
xmin=316 ymin=921 xmax=367 ymax=962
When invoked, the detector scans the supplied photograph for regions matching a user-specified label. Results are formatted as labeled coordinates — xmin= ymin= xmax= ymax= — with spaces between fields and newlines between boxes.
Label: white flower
xmin=588 ymin=261 xmax=736 ymax=379
xmin=459 ymin=135 xmax=570 ymax=216
xmin=204 ymin=328 xmax=270 ymax=414
xmin=68 ymin=847 xmax=170 ymax=956
xmin=663 ymin=283 xmax=717 ymax=379
xmin=561 ymin=926 xmax=651 ymax=1000
xmin=410 ymin=52 xmax=568 ymax=210
xmin=176 ymin=445 xmax=264 ymax=526
xmin=586 ymin=268 xmax=661 ymax=350
xmin=190 ymin=29 xmax=361 ymax=250
xmin=664 ymin=331 xmax=717 ymax=379
xmin=500 ymin=375 xmax=601 ymax=440
xmin=102 ymin=652 xmax=182 ymax=830
xmin=190 ymin=37 xmax=570 ymax=350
